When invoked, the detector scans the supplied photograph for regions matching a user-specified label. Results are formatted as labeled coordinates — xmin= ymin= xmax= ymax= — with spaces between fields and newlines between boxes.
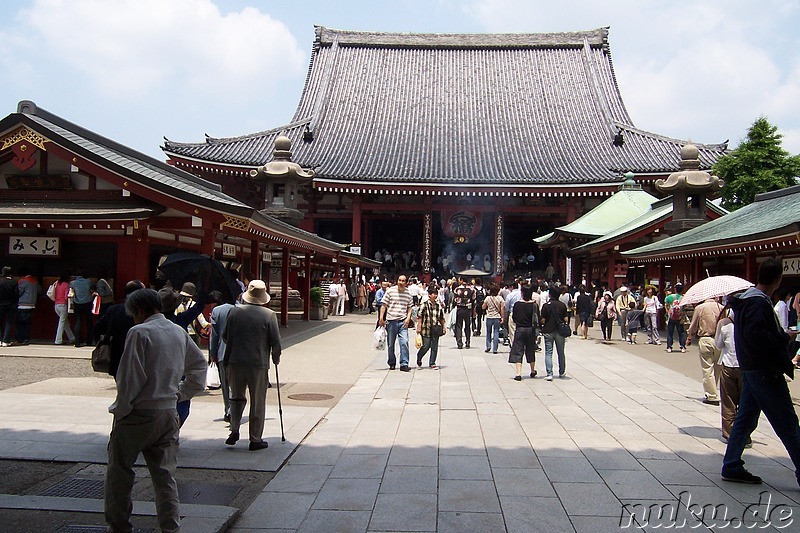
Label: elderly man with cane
xmin=222 ymin=280 xmax=282 ymax=450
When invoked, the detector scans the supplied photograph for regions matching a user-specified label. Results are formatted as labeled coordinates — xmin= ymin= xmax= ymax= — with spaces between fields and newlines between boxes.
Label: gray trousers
xmin=218 ymin=359 xmax=230 ymax=417
xmin=227 ymin=363 xmax=268 ymax=442
xmin=105 ymin=409 xmax=180 ymax=532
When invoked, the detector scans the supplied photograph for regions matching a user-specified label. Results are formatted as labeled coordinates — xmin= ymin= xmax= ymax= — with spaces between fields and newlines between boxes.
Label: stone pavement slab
xmin=3 ymin=314 xmax=800 ymax=531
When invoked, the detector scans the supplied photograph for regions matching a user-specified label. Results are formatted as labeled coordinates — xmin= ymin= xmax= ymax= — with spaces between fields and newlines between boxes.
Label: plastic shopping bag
xmin=446 ymin=307 xmax=457 ymax=333
xmin=373 ymin=326 xmax=387 ymax=350
xmin=206 ymin=362 xmax=221 ymax=389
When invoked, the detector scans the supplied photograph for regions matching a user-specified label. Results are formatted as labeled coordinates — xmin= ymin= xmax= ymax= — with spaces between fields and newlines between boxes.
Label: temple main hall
xmin=163 ymin=26 xmax=728 ymax=282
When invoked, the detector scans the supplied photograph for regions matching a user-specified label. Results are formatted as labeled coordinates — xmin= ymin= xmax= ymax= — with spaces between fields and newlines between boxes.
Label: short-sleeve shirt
xmin=382 ymin=286 xmax=413 ymax=321
xmin=453 ymin=285 xmax=475 ymax=308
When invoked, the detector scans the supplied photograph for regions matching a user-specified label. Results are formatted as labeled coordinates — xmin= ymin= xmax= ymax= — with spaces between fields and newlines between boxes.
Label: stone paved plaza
xmin=0 ymin=313 xmax=799 ymax=531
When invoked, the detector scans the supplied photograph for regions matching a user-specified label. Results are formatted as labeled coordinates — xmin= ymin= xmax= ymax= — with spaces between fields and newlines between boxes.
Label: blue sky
xmin=1 ymin=0 xmax=798 ymax=160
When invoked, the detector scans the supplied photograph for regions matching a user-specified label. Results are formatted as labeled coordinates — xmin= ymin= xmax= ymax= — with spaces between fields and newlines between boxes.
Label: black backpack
xmin=475 ymin=286 xmax=486 ymax=308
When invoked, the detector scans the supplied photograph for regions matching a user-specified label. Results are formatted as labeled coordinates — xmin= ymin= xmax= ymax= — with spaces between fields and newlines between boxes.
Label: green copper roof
xmin=623 ymin=185 xmax=800 ymax=258
xmin=552 ymin=188 xmax=658 ymax=239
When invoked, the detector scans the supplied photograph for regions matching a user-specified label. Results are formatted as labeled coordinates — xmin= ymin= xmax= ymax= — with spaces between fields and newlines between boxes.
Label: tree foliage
xmin=712 ymin=116 xmax=800 ymax=210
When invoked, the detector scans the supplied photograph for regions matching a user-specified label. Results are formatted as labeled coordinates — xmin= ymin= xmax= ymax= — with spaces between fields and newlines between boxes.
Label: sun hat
xmin=619 ymin=286 xmax=628 ymax=292
xmin=242 ymin=279 xmax=271 ymax=305
xmin=179 ymin=282 xmax=197 ymax=297
xmin=158 ymin=287 xmax=181 ymax=316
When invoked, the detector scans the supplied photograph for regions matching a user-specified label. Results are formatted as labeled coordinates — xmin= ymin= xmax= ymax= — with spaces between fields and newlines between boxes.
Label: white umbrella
xmin=679 ymin=275 xmax=754 ymax=307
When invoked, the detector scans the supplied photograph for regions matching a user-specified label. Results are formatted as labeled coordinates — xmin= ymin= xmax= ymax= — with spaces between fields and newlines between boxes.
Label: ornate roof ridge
xmin=163 ymin=118 xmax=311 ymax=149
xmin=615 ymin=122 xmax=729 ymax=151
xmin=314 ymin=25 xmax=609 ymax=50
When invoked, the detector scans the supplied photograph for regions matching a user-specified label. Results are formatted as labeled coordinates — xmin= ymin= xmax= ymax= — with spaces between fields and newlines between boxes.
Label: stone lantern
xmin=655 ymin=143 xmax=724 ymax=235
xmin=249 ymin=134 xmax=314 ymax=226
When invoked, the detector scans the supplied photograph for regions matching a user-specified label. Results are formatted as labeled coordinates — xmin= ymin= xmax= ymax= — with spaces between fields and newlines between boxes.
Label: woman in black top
xmin=508 ymin=285 xmax=539 ymax=381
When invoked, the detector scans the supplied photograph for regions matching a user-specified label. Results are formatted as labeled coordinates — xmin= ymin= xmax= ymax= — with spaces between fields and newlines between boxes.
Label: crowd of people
xmin=370 ymin=248 xmax=559 ymax=279
xmin=373 ymin=274 xmax=576 ymax=381
xmin=4 ymin=260 xmax=800 ymax=525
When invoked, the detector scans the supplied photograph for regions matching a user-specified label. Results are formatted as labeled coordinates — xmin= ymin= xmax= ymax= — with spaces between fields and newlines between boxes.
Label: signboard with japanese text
xmin=783 ymin=257 xmax=800 ymax=276
xmin=8 ymin=236 xmax=60 ymax=256
xmin=222 ymin=243 xmax=236 ymax=257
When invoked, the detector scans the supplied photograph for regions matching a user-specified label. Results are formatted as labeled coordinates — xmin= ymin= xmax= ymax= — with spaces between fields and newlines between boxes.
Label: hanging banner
xmin=441 ymin=209 xmax=482 ymax=243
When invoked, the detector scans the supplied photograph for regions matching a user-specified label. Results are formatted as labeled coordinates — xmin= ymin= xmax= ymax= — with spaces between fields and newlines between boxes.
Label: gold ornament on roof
xmin=222 ymin=215 xmax=250 ymax=231
xmin=0 ymin=127 xmax=50 ymax=151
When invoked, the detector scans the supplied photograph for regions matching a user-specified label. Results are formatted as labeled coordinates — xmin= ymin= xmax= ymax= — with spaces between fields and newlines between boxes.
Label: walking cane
xmin=274 ymin=363 xmax=286 ymax=442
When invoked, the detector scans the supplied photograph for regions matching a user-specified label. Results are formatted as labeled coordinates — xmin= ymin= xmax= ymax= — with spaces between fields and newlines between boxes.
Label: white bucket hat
xmin=242 ymin=279 xmax=271 ymax=305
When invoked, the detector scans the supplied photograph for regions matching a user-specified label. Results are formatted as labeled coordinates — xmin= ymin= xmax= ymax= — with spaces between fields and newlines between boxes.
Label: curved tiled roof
xmin=163 ymin=26 xmax=727 ymax=185
xmin=623 ymin=185 xmax=800 ymax=260
xmin=2 ymin=101 xmax=348 ymax=256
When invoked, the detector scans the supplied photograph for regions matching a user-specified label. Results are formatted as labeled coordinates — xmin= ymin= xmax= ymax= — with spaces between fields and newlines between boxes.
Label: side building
xmin=0 ymin=101 xmax=376 ymax=337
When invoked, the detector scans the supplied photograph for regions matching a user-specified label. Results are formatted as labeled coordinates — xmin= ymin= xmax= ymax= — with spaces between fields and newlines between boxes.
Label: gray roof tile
xmin=623 ymin=185 xmax=800 ymax=258
xmin=164 ymin=27 xmax=727 ymax=184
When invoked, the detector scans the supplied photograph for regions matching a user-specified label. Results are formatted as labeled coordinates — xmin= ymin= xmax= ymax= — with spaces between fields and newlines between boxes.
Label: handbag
xmin=91 ymin=335 xmax=112 ymax=373
xmin=46 ymin=280 xmax=58 ymax=301
xmin=431 ymin=324 xmax=444 ymax=337
xmin=558 ymin=322 xmax=572 ymax=338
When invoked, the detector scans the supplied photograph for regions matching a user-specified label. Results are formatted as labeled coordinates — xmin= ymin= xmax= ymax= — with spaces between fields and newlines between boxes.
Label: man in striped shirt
xmin=379 ymin=276 xmax=414 ymax=371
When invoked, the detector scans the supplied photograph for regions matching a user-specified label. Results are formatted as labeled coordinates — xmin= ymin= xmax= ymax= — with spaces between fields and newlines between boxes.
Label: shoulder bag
xmin=91 ymin=310 xmax=114 ymax=373
xmin=91 ymin=336 xmax=112 ymax=373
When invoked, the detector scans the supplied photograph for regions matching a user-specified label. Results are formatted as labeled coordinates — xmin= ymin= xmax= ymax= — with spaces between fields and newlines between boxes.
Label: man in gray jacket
xmin=223 ymin=280 xmax=282 ymax=450
xmin=104 ymin=288 xmax=207 ymax=532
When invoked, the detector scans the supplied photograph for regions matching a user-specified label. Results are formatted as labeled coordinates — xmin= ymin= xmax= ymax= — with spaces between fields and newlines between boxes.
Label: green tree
xmin=712 ymin=116 xmax=800 ymax=210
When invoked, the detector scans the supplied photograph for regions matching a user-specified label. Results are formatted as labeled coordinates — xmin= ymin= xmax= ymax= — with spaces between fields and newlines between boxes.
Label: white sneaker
xmin=545 ymin=375 xmax=553 ymax=381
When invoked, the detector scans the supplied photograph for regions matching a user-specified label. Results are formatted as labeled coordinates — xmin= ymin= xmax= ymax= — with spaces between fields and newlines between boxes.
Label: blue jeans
xmin=666 ymin=319 xmax=687 ymax=349
xmin=544 ymin=332 xmax=566 ymax=377
xmin=386 ymin=319 xmax=409 ymax=367
xmin=485 ymin=317 xmax=501 ymax=352
xmin=722 ymin=369 xmax=800 ymax=482
xmin=417 ymin=335 xmax=440 ymax=366
xmin=54 ymin=303 xmax=75 ymax=344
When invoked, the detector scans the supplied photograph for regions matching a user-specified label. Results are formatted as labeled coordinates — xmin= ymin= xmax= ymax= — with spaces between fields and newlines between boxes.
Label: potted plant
xmin=309 ymin=286 xmax=327 ymax=320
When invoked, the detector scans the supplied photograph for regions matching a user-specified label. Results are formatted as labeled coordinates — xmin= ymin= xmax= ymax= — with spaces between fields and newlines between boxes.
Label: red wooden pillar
xmin=693 ymin=257 xmax=702 ymax=284
xmin=606 ymin=254 xmax=615 ymax=290
xmin=281 ymin=247 xmax=289 ymax=326
xmin=302 ymin=255 xmax=311 ymax=321
xmin=119 ymin=230 xmax=150 ymax=287
xmin=250 ymin=240 xmax=260 ymax=281
xmin=352 ymin=195 xmax=362 ymax=245
xmin=201 ymin=228 xmax=215 ymax=256
xmin=745 ymin=252 xmax=757 ymax=281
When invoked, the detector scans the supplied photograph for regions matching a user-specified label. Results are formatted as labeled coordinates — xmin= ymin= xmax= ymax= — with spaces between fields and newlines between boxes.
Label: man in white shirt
xmin=105 ymin=289 xmax=206 ymax=532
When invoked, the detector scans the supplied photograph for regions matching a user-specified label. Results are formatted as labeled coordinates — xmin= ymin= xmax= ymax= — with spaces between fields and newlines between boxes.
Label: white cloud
xmin=463 ymin=0 xmax=800 ymax=153
xmin=18 ymin=0 xmax=306 ymax=100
